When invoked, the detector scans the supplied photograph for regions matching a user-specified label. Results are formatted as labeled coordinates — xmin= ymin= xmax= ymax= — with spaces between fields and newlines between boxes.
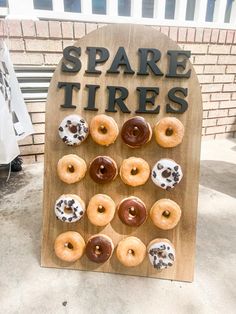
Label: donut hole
xmin=162 ymin=210 xmax=170 ymax=218
xmin=128 ymin=249 xmax=135 ymax=256
xmin=99 ymin=165 xmax=107 ymax=175
xmin=128 ymin=207 xmax=137 ymax=217
xmin=68 ymin=124 xmax=77 ymax=134
xmin=131 ymin=167 xmax=138 ymax=175
xmin=64 ymin=206 xmax=73 ymax=214
xmin=158 ymin=251 xmax=166 ymax=258
xmin=95 ymin=245 xmax=102 ymax=255
xmin=67 ymin=165 xmax=75 ymax=173
xmin=97 ymin=205 xmax=105 ymax=213
xmin=65 ymin=242 xmax=73 ymax=250
xmin=165 ymin=128 xmax=173 ymax=136
xmin=132 ymin=126 xmax=139 ymax=137
xmin=99 ymin=125 xmax=107 ymax=134
xmin=161 ymin=169 xmax=171 ymax=178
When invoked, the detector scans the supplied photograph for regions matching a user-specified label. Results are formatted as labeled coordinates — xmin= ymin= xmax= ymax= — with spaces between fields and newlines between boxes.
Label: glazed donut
xmin=57 ymin=154 xmax=87 ymax=184
xmin=154 ymin=117 xmax=184 ymax=148
xmin=89 ymin=156 xmax=118 ymax=184
xmin=121 ymin=116 xmax=152 ymax=148
xmin=116 ymin=236 xmax=146 ymax=267
xmin=54 ymin=231 xmax=85 ymax=262
xmin=118 ymin=196 xmax=147 ymax=227
xmin=90 ymin=114 xmax=119 ymax=146
xmin=55 ymin=194 xmax=85 ymax=223
xmin=150 ymin=199 xmax=181 ymax=230
xmin=151 ymin=159 xmax=183 ymax=190
xmin=147 ymin=238 xmax=175 ymax=270
xmin=87 ymin=194 xmax=116 ymax=226
xmin=58 ymin=114 xmax=89 ymax=146
xmin=120 ymin=157 xmax=150 ymax=187
xmin=85 ymin=234 xmax=114 ymax=263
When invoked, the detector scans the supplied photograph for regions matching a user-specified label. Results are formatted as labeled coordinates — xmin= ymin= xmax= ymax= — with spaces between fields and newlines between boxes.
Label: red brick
xmin=160 ymin=26 xmax=169 ymax=37
xmin=184 ymin=44 xmax=208 ymax=54
xmin=203 ymin=29 xmax=211 ymax=43
xmin=74 ymin=22 xmax=85 ymax=38
xmin=8 ymin=38 xmax=25 ymax=51
xmin=217 ymin=116 xmax=236 ymax=125
xmin=49 ymin=21 xmax=62 ymax=38
xmin=208 ymin=45 xmax=230 ymax=54
xmin=215 ymin=132 xmax=234 ymax=139
xmin=223 ymin=84 xmax=236 ymax=92
xmin=21 ymin=155 xmax=36 ymax=164
xmin=226 ymin=30 xmax=235 ymax=44
xmin=204 ymin=65 xmax=226 ymax=74
xmin=198 ymin=75 xmax=214 ymax=84
xmin=210 ymin=29 xmax=219 ymax=43
xmin=61 ymin=22 xmax=74 ymax=39
xmin=33 ymin=134 xmax=45 ymax=144
xmin=202 ymin=134 xmax=215 ymax=140
xmin=214 ymin=74 xmax=234 ymax=83
xmin=31 ymin=113 xmax=45 ymax=123
xmin=203 ymin=101 xmax=219 ymax=110
xmin=34 ymin=124 xmax=45 ymax=134
xmin=10 ymin=52 xmax=44 ymax=65
xmin=20 ymin=144 xmax=44 ymax=155
xmin=186 ymin=28 xmax=195 ymax=42
xmin=218 ymin=55 xmax=236 ymax=64
xmin=35 ymin=21 xmax=49 ymax=38
xmin=195 ymin=28 xmax=204 ymax=42
xmin=208 ymin=109 xmax=228 ymax=118
xmin=7 ymin=20 xmax=22 ymax=37
xmin=44 ymin=53 xmax=62 ymax=65
xmin=18 ymin=135 xmax=33 ymax=146
xmin=36 ymin=154 xmax=44 ymax=162
xmin=219 ymin=100 xmax=236 ymax=108
xmin=178 ymin=27 xmax=187 ymax=42
xmin=194 ymin=55 xmax=217 ymax=65
xmin=193 ymin=65 xmax=204 ymax=74
xmin=226 ymin=124 xmax=236 ymax=132
xmin=211 ymin=92 xmax=231 ymax=101
xmin=21 ymin=20 xmax=35 ymax=37
xmin=202 ymin=118 xmax=217 ymax=127
xmin=205 ymin=125 xmax=226 ymax=134
xmin=86 ymin=23 xmax=97 ymax=34
xmin=201 ymin=84 xmax=222 ymax=93
xmin=26 ymin=102 xmax=45 ymax=113
xmin=169 ymin=27 xmax=178 ymax=42
xmin=218 ymin=30 xmax=227 ymax=44
xmin=25 ymin=39 xmax=62 ymax=52
xmin=228 ymin=108 xmax=236 ymax=116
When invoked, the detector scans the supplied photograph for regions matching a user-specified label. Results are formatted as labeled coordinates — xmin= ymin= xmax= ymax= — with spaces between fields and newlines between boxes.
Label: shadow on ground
xmin=200 ymin=160 xmax=236 ymax=198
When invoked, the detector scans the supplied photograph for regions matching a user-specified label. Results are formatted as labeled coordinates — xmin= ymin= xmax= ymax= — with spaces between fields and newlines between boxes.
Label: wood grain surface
xmin=41 ymin=24 xmax=202 ymax=282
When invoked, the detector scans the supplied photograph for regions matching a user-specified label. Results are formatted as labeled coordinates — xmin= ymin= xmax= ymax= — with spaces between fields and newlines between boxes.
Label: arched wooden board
xmin=41 ymin=24 xmax=202 ymax=282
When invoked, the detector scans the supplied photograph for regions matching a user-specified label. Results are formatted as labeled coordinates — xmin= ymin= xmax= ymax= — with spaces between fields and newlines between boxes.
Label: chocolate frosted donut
xmin=121 ymin=116 xmax=152 ymax=148
xmin=118 ymin=197 xmax=147 ymax=227
xmin=89 ymin=156 xmax=117 ymax=184
xmin=85 ymin=234 xmax=114 ymax=263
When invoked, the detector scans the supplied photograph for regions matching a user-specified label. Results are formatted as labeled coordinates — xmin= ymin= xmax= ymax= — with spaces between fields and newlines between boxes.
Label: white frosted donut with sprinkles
xmin=55 ymin=194 xmax=85 ymax=223
xmin=58 ymin=114 xmax=89 ymax=146
xmin=147 ymin=238 xmax=175 ymax=270
xmin=151 ymin=158 xmax=183 ymax=190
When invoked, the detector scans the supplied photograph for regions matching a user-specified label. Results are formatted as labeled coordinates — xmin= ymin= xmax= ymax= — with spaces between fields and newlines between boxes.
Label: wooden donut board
xmin=41 ymin=24 xmax=202 ymax=282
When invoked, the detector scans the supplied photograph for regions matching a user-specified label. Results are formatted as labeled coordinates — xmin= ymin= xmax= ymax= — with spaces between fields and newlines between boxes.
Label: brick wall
xmin=0 ymin=20 xmax=235 ymax=163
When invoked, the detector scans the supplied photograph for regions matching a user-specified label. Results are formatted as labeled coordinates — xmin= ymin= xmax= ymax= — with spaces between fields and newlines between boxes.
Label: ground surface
xmin=0 ymin=139 xmax=236 ymax=314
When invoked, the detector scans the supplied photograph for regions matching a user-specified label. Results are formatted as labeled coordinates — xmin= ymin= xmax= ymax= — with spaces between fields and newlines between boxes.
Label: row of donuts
xmin=55 ymin=194 xmax=181 ymax=230
xmin=59 ymin=114 xmax=184 ymax=148
xmin=54 ymin=232 xmax=175 ymax=270
xmin=58 ymin=154 xmax=183 ymax=190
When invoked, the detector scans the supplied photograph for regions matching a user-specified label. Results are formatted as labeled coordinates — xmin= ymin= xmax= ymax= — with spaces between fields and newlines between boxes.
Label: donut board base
xmin=41 ymin=24 xmax=202 ymax=282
